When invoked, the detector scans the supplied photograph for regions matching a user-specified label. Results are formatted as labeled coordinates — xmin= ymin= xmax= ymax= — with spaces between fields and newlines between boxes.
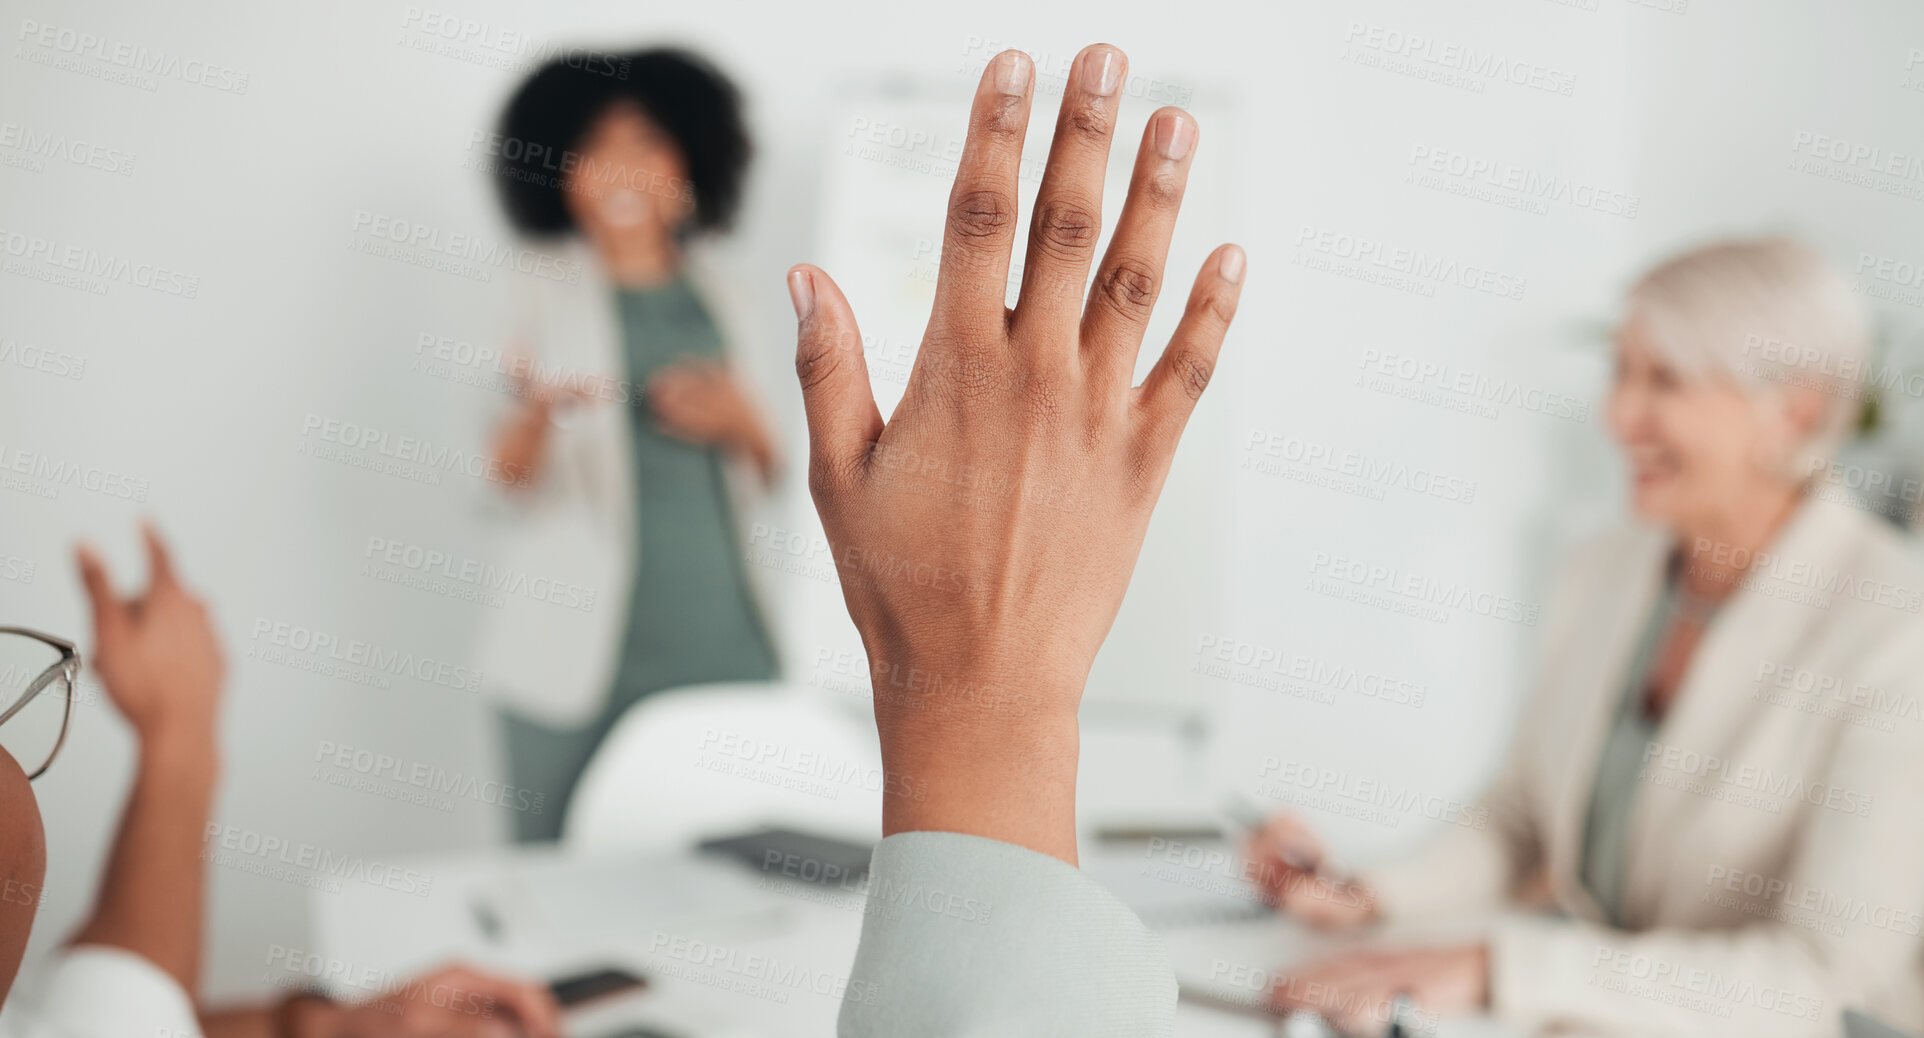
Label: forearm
xmin=71 ymin=729 xmax=219 ymax=995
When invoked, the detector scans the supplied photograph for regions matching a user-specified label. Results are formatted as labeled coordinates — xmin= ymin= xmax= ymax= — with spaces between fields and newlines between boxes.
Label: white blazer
xmin=1363 ymin=495 xmax=1924 ymax=1037
xmin=474 ymin=241 xmax=784 ymax=727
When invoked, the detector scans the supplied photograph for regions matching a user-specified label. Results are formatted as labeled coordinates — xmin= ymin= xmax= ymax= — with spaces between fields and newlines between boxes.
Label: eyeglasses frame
xmin=0 ymin=626 xmax=79 ymax=780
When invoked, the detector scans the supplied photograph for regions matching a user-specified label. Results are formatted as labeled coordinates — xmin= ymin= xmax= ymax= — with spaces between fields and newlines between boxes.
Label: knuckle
xmin=980 ymin=94 xmax=1028 ymax=139
xmin=1066 ymin=99 xmax=1111 ymax=144
xmin=1170 ymin=348 xmax=1214 ymax=401
xmin=1017 ymin=370 xmax=1068 ymax=425
xmin=1033 ymin=199 xmax=1100 ymax=260
xmin=947 ymin=348 xmax=1004 ymax=400
xmin=1125 ymin=441 xmax=1167 ymax=498
xmin=1189 ymin=285 xmax=1238 ymax=326
xmin=914 ymin=333 xmax=1002 ymax=402
xmin=794 ymin=335 xmax=848 ymax=394
xmin=1139 ymin=170 xmax=1184 ymax=209
xmin=1096 ymin=259 xmax=1160 ymax=322
xmin=948 ymin=189 xmax=1017 ymax=243
xmin=806 ymin=458 xmax=841 ymax=501
xmin=809 ymin=448 xmax=873 ymax=503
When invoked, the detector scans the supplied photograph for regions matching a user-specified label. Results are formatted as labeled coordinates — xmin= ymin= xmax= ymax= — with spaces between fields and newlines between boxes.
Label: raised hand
xmin=74 ymin=524 xmax=224 ymax=751
xmin=69 ymin=523 xmax=223 ymax=993
xmin=788 ymin=43 xmax=1244 ymax=863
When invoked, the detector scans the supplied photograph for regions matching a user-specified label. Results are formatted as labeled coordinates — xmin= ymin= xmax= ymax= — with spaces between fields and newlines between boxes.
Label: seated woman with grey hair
xmin=1245 ymin=238 xmax=1924 ymax=1037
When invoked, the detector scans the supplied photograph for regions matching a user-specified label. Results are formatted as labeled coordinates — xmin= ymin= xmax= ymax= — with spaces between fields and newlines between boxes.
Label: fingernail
xmin=787 ymin=268 xmax=814 ymax=321
xmin=994 ymin=50 xmax=1031 ymax=97
xmin=1079 ymin=46 xmax=1123 ymax=96
xmin=1155 ymin=112 xmax=1195 ymax=161
xmin=1219 ymin=245 xmax=1246 ymax=284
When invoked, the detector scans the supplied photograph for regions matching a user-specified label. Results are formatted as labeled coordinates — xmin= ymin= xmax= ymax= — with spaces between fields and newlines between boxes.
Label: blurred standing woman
xmin=479 ymin=50 xmax=780 ymax=842
xmin=1249 ymin=239 xmax=1924 ymax=1037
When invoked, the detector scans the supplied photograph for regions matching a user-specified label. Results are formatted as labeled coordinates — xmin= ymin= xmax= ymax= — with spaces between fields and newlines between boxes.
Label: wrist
xmin=136 ymin=719 xmax=219 ymax=787
xmin=866 ymin=657 xmax=1083 ymax=864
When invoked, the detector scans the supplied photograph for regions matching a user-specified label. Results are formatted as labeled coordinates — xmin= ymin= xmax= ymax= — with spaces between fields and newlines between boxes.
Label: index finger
xmin=140 ymin=523 xmax=178 ymax=591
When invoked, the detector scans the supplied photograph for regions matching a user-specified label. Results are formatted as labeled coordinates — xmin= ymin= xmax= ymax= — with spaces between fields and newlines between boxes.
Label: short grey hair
xmin=1623 ymin=237 xmax=1871 ymax=463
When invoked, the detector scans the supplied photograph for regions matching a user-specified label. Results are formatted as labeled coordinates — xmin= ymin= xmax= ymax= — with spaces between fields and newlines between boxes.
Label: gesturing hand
xmin=491 ymin=366 xmax=601 ymax=492
xmin=788 ymin=43 xmax=1244 ymax=863
xmin=74 ymin=525 xmax=224 ymax=754
xmin=647 ymin=359 xmax=778 ymax=479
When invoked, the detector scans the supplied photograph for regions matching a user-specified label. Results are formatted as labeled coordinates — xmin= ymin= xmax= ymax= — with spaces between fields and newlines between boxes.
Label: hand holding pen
xmin=1233 ymin=804 xmax=1379 ymax=931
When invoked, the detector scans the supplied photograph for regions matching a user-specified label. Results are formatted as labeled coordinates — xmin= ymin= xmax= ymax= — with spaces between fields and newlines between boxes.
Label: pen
xmin=1223 ymin=795 xmax=1323 ymax=874
xmin=470 ymin=895 xmax=504 ymax=943
xmin=1387 ymin=993 xmax=1420 ymax=1038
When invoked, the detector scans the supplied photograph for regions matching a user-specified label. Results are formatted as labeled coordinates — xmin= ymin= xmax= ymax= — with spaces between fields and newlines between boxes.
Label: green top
xmin=1577 ymin=573 xmax=1677 ymax=926
xmin=608 ymin=277 xmax=777 ymax=702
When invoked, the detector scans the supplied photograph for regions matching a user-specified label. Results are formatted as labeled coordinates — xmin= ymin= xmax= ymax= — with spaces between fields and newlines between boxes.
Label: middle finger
xmin=1012 ymin=43 xmax=1128 ymax=349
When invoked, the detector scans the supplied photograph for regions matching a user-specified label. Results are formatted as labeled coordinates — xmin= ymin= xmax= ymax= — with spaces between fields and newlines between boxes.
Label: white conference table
xmin=306 ymin=837 xmax=1520 ymax=1038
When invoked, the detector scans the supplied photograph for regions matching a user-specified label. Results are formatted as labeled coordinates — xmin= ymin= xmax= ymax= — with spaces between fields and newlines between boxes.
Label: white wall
xmin=1 ymin=0 xmax=1917 ymax=1005
xmin=1620 ymin=2 xmax=1924 ymax=494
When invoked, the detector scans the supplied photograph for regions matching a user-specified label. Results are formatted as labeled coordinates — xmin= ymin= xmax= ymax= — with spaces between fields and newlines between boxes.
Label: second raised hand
xmin=788 ymin=44 xmax=1244 ymax=865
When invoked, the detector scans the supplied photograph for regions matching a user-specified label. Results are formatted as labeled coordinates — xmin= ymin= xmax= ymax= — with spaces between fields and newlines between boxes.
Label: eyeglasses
xmin=0 ymin=627 xmax=78 ymax=780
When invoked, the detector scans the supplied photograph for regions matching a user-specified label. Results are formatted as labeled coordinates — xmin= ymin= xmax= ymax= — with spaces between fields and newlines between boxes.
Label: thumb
xmin=789 ymin=265 xmax=882 ymax=486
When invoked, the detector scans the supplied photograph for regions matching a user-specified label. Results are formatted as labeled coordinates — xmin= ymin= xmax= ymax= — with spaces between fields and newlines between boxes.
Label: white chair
xmin=561 ymin=681 xmax=885 ymax=856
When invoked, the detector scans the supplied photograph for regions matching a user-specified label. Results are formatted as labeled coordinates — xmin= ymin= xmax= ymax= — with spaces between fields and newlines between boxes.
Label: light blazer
xmin=840 ymin=832 xmax=1176 ymax=1036
xmin=1363 ymin=495 xmax=1924 ymax=1037
xmin=474 ymin=241 xmax=784 ymax=727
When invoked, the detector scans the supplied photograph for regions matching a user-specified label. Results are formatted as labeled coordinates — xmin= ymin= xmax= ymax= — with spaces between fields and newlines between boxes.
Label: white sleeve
xmin=0 ymin=946 xmax=200 ymax=1038
xmin=838 ymin=831 xmax=1175 ymax=1037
